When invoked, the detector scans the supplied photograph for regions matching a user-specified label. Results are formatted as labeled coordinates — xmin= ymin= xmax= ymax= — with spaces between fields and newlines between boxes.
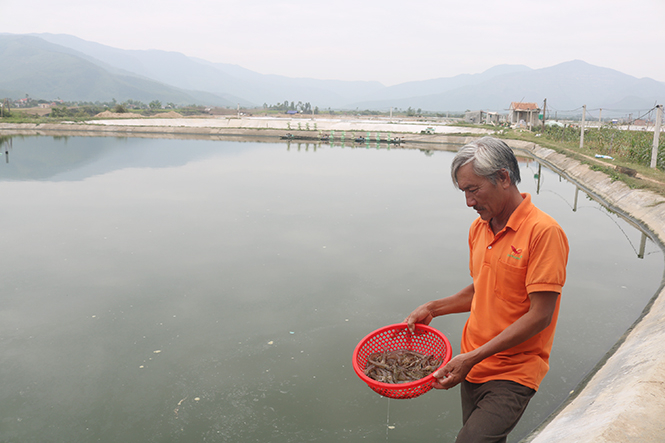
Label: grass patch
xmin=495 ymin=127 xmax=665 ymax=197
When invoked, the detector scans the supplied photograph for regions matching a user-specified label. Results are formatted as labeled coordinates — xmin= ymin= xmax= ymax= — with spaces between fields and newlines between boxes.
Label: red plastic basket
xmin=352 ymin=323 xmax=453 ymax=399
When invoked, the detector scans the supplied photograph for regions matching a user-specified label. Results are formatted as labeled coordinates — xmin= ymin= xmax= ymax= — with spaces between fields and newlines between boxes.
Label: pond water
xmin=0 ymin=135 xmax=662 ymax=443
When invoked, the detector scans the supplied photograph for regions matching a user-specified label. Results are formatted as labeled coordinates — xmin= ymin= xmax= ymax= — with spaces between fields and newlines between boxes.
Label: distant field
xmin=13 ymin=106 xmax=55 ymax=116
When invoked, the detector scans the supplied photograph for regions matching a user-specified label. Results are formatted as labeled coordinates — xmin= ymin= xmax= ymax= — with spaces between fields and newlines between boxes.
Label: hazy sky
xmin=3 ymin=0 xmax=664 ymax=86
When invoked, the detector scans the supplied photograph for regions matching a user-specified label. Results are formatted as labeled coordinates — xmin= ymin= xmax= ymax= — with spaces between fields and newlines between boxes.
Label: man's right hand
xmin=404 ymin=303 xmax=434 ymax=333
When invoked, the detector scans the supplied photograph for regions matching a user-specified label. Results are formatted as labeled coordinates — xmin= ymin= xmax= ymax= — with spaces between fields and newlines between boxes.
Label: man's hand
xmin=429 ymin=291 xmax=560 ymax=390
xmin=431 ymin=353 xmax=477 ymax=390
xmin=404 ymin=304 xmax=434 ymax=334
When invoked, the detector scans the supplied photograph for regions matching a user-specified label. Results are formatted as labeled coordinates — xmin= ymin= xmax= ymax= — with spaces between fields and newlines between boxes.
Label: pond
xmin=0 ymin=135 xmax=662 ymax=442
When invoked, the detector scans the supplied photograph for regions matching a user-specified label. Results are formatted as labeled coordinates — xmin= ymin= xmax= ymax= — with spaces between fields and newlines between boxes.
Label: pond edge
xmin=507 ymin=140 xmax=665 ymax=443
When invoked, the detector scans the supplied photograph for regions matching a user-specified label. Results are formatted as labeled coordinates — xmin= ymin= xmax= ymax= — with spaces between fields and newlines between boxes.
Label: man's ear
xmin=497 ymin=169 xmax=512 ymax=188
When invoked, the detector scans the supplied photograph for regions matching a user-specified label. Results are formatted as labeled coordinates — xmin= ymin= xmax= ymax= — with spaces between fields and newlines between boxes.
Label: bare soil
xmin=95 ymin=111 xmax=144 ymax=118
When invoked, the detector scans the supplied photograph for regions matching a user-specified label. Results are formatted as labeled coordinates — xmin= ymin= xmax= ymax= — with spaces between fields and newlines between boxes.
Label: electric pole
xmin=580 ymin=105 xmax=586 ymax=150
xmin=651 ymin=105 xmax=663 ymax=169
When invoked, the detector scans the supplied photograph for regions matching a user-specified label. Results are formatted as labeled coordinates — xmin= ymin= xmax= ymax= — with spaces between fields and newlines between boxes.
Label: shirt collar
xmin=479 ymin=193 xmax=533 ymax=234
xmin=505 ymin=193 xmax=533 ymax=232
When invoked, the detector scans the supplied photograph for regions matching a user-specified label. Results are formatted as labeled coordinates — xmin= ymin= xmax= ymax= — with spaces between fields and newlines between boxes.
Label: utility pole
xmin=651 ymin=105 xmax=663 ymax=169
xmin=541 ymin=98 xmax=547 ymax=133
xmin=598 ymin=108 xmax=602 ymax=129
xmin=580 ymin=105 xmax=586 ymax=150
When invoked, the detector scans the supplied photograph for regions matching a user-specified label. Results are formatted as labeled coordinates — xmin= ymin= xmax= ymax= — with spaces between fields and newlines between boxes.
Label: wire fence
xmin=546 ymin=104 xmax=662 ymax=126
xmin=539 ymin=105 xmax=664 ymax=171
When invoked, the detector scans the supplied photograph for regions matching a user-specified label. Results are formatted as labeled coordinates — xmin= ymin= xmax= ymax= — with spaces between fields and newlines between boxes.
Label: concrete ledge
xmin=508 ymin=141 xmax=665 ymax=443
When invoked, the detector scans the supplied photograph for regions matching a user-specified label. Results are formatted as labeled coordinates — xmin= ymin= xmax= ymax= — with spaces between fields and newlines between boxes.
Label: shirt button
xmin=488 ymin=246 xmax=492 ymax=250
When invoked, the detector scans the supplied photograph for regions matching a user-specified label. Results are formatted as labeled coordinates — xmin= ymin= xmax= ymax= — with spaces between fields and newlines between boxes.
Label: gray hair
xmin=451 ymin=137 xmax=521 ymax=188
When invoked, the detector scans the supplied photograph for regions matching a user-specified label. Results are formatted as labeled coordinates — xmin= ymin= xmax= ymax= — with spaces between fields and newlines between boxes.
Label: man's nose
xmin=464 ymin=191 xmax=476 ymax=207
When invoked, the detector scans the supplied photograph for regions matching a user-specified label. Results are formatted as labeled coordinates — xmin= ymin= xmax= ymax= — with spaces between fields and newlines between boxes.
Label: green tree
xmin=50 ymin=106 xmax=68 ymax=118
xmin=149 ymin=100 xmax=162 ymax=110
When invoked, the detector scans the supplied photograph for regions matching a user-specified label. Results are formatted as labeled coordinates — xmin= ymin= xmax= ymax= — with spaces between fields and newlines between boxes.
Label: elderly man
xmin=406 ymin=137 xmax=569 ymax=443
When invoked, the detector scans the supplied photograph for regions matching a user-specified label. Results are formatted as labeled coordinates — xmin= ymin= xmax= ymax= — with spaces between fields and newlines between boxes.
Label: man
xmin=406 ymin=137 xmax=569 ymax=443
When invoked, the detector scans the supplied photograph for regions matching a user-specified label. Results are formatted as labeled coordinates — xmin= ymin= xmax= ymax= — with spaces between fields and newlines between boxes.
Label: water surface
xmin=0 ymin=136 xmax=662 ymax=442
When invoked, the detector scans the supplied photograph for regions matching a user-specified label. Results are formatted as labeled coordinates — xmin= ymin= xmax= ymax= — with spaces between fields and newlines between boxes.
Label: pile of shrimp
xmin=364 ymin=349 xmax=443 ymax=384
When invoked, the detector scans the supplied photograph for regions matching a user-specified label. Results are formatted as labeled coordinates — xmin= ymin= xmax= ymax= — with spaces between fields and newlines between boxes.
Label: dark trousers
xmin=455 ymin=380 xmax=536 ymax=443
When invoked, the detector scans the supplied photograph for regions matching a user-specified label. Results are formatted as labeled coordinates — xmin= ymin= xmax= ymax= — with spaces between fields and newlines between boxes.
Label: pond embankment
xmin=2 ymin=118 xmax=664 ymax=441
xmin=511 ymin=140 xmax=665 ymax=443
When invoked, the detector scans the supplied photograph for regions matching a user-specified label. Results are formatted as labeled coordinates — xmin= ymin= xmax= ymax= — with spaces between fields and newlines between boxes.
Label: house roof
xmin=510 ymin=102 xmax=539 ymax=111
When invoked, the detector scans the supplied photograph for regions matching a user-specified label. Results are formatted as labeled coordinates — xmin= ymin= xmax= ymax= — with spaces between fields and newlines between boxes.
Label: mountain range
xmin=1 ymin=33 xmax=664 ymax=116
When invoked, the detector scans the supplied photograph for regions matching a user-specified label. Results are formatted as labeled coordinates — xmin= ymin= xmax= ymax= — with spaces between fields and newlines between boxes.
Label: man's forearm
xmin=428 ymin=283 xmax=474 ymax=317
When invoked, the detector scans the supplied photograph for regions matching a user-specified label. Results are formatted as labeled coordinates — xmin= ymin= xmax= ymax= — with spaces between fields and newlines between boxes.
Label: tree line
xmin=263 ymin=101 xmax=318 ymax=114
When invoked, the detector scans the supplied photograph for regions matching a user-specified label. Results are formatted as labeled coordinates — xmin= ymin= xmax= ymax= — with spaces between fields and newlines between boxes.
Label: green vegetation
xmin=499 ymin=125 xmax=665 ymax=196
xmin=0 ymin=96 xmax=216 ymax=123
xmin=3 ymin=93 xmax=468 ymax=122
xmin=50 ymin=105 xmax=108 ymax=118
xmin=543 ymin=125 xmax=664 ymax=170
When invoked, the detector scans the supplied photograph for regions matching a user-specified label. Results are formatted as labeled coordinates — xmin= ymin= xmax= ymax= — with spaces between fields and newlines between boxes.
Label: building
xmin=509 ymin=102 xmax=540 ymax=128
xmin=464 ymin=110 xmax=501 ymax=125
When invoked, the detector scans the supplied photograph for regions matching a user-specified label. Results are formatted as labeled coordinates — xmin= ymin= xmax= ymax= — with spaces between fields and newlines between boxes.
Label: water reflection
xmin=0 ymin=135 xmax=661 ymax=443
xmin=1 ymin=135 xmax=11 ymax=163
xmin=532 ymin=161 xmax=654 ymax=260
xmin=285 ymin=137 xmax=404 ymax=153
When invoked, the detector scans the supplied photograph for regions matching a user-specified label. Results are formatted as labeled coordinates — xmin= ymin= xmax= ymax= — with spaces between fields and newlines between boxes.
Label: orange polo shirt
xmin=461 ymin=193 xmax=569 ymax=391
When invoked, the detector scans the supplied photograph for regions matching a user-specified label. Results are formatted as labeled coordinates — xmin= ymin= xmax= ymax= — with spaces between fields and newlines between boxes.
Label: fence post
xmin=651 ymin=105 xmax=663 ymax=169
xmin=579 ymin=105 xmax=586 ymax=150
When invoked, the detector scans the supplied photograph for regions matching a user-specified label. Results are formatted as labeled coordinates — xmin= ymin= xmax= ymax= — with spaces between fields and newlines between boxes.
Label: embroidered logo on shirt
xmin=507 ymin=245 xmax=523 ymax=260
